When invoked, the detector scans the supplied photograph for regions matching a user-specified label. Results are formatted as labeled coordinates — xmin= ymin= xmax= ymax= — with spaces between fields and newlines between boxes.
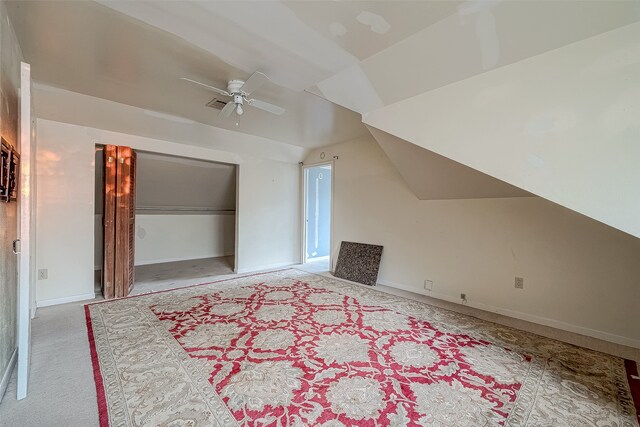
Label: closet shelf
xmin=136 ymin=206 xmax=235 ymax=214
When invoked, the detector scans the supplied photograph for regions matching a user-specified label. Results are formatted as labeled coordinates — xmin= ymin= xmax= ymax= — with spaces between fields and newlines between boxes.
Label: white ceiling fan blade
xmin=181 ymin=77 xmax=230 ymax=97
xmin=248 ymin=98 xmax=286 ymax=116
xmin=240 ymin=71 xmax=269 ymax=95
xmin=219 ymin=101 xmax=236 ymax=118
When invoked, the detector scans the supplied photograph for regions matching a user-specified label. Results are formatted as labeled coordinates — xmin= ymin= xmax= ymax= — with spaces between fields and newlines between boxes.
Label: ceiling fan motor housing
xmin=227 ymin=80 xmax=245 ymax=95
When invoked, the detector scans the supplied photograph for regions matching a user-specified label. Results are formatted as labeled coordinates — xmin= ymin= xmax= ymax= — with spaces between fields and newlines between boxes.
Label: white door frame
xmin=233 ymin=164 xmax=239 ymax=273
xmin=301 ymin=160 xmax=334 ymax=268
xmin=17 ymin=61 xmax=34 ymax=400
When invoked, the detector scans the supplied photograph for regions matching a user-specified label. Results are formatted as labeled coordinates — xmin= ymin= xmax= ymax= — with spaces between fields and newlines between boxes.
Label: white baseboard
xmin=236 ymin=262 xmax=297 ymax=275
xmin=37 ymin=292 xmax=96 ymax=308
xmin=378 ymin=279 xmax=640 ymax=350
xmin=0 ymin=347 xmax=18 ymax=403
xmin=134 ymin=253 xmax=234 ymax=267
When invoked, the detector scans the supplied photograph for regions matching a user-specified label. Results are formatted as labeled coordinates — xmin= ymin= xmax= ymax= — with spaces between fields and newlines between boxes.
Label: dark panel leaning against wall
xmin=0 ymin=2 xmax=23 ymax=399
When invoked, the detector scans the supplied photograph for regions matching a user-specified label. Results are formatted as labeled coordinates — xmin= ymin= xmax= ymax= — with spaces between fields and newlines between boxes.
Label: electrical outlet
xmin=515 ymin=277 xmax=524 ymax=289
xmin=424 ymin=279 xmax=433 ymax=291
xmin=38 ymin=269 xmax=48 ymax=280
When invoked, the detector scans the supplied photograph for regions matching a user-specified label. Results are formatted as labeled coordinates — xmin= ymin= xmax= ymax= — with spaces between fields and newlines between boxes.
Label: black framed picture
xmin=9 ymin=147 xmax=19 ymax=202
xmin=0 ymin=138 xmax=9 ymax=202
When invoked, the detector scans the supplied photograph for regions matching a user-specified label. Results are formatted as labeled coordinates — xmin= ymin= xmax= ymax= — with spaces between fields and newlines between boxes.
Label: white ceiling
xmin=96 ymin=0 xmax=463 ymax=92
xmin=315 ymin=0 xmax=640 ymax=113
xmin=6 ymin=0 xmax=368 ymax=149
xmin=7 ymin=0 xmax=639 ymax=149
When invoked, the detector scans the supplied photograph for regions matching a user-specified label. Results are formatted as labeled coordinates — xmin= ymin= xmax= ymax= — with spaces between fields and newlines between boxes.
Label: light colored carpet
xmin=1 ymin=264 xmax=638 ymax=426
xmin=0 ymin=301 xmax=100 ymax=426
xmin=87 ymin=269 xmax=638 ymax=426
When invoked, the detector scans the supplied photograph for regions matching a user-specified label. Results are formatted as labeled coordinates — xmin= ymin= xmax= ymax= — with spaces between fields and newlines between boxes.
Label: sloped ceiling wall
xmin=363 ymin=22 xmax=640 ymax=238
xmin=136 ymin=153 xmax=236 ymax=210
xmin=7 ymin=0 xmax=368 ymax=149
xmin=314 ymin=1 xmax=639 ymax=113
xmin=369 ymin=126 xmax=531 ymax=200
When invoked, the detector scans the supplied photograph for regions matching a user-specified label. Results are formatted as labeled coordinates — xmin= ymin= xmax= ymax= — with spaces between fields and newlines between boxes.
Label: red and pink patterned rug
xmin=85 ymin=269 xmax=640 ymax=427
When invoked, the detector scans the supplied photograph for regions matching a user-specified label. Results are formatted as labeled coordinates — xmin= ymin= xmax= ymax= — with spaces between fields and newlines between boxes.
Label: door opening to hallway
xmin=303 ymin=163 xmax=332 ymax=269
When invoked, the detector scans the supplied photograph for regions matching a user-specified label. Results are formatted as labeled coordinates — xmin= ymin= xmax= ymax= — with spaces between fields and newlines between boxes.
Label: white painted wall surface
xmin=364 ymin=22 xmax=640 ymax=239
xmin=306 ymin=136 xmax=640 ymax=348
xmin=135 ymin=214 xmax=235 ymax=265
xmin=236 ymin=158 xmax=300 ymax=273
xmin=36 ymin=118 xmax=300 ymax=304
xmin=35 ymin=121 xmax=95 ymax=304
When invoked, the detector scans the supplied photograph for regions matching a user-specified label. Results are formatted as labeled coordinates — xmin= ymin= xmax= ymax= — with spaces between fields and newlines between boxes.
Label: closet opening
xmin=95 ymin=146 xmax=237 ymax=297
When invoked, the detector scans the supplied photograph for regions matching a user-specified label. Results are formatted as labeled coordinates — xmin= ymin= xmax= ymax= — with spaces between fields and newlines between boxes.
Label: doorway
xmin=303 ymin=163 xmax=332 ymax=269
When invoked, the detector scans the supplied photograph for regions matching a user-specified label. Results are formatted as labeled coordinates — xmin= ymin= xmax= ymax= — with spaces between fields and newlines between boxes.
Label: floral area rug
xmin=85 ymin=269 xmax=639 ymax=427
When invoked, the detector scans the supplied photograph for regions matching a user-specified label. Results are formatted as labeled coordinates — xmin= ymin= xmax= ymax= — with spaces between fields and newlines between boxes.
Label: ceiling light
xmin=236 ymin=104 xmax=244 ymax=115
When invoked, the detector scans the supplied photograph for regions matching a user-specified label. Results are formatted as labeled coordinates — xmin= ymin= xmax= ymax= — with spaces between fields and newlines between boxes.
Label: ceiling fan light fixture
xmin=182 ymin=71 xmax=285 ymax=119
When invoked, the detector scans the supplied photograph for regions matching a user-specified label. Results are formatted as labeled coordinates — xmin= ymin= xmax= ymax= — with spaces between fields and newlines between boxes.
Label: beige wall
xmin=306 ymin=136 xmax=640 ymax=348
xmin=0 ymin=2 xmax=23 ymax=395
xmin=134 ymin=214 xmax=235 ymax=266
xmin=94 ymin=214 xmax=236 ymax=268
xmin=36 ymin=120 xmax=95 ymax=305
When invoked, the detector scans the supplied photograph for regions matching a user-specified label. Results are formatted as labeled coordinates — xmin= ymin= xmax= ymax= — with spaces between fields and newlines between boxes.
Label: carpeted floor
xmin=133 ymin=256 xmax=236 ymax=294
xmin=0 ymin=301 xmax=100 ymax=426
xmin=86 ymin=269 xmax=640 ymax=426
xmin=1 ymin=265 xmax=638 ymax=426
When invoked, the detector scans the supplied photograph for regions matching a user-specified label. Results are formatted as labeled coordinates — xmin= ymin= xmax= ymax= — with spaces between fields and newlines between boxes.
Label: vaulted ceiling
xmin=6 ymin=0 xmax=370 ymax=148
xmin=8 ymin=0 xmax=637 ymax=149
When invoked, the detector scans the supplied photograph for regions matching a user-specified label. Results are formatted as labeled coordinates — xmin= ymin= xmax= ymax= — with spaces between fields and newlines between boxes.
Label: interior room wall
xmin=94 ymin=212 xmax=236 ymax=268
xmin=0 ymin=2 xmax=23 ymax=400
xmin=236 ymin=156 xmax=300 ymax=273
xmin=135 ymin=214 xmax=235 ymax=265
xmin=36 ymin=117 xmax=300 ymax=305
xmin=36 ymin=121 xmax=96 ymax=306
xmin=305 ymin=136 xmax=640 ymax=348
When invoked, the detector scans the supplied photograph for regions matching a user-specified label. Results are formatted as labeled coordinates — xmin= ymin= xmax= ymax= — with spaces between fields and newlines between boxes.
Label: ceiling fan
xmin=181 ymin=71 xmax=286 ymax=119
